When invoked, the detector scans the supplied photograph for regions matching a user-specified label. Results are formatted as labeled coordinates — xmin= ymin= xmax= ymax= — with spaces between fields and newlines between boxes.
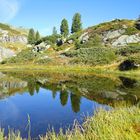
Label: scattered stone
xmin=67 ymin=39 xmax=73 ymax=44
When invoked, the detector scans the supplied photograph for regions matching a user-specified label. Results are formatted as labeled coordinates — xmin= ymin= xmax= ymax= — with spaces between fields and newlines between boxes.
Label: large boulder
xmin=103 ymin=29 xmax=125 ymax=42
xmin=32 ymin=42 xmax=51 ymax=53
xmin=56 ymin=38 xmax=66 ymax=46
xmin=112 ymin=34 xmax=140 ymax=46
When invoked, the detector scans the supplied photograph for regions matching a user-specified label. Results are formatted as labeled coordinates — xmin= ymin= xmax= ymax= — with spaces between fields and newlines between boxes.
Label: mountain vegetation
xmin=0 ymin=14 xmax=140 ymax=72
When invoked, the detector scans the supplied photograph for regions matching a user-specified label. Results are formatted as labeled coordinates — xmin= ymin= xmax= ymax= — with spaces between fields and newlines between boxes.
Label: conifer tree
xmin=28 ymin=28 xmax=35 ymax=44
xmin=71 ymin=13 xmax=82 ymax=33
xmin=60 ymin=19 xmax=69 ymax=37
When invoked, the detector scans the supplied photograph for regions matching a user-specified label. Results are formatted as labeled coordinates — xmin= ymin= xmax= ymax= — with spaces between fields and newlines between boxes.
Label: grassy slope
xmin=0 ymin=23 xmax=28 ymax=51
xmin=0 ymin=23 xmax=28 ymax=36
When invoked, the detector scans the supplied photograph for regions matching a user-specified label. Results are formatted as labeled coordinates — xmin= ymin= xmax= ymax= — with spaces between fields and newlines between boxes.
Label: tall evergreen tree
xmin=28 ymin=28 xmax=35 ymax=44
xmin=135 ymin=15 xmax=140 ymax=30
xmin=52 ymin=26 xmax=57 ymax=35
xmin=35 ymin=31 xmax=40 ymax=41
xmin=60 ymin=18 xmax=69 ymax=37
xmin=71 ymin=13 xmax=82 ymax=33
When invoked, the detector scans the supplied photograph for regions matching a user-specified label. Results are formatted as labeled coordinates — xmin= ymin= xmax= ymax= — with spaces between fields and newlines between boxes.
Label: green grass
xmin=0 ymin=23 xmax=28 ymax=36
xmin=0 ymin=106 xmax=140 ymax=140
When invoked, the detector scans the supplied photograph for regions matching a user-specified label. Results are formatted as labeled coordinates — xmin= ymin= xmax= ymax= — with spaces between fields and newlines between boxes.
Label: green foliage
xmin=124 ymin=27 xmax=138 ymax=35
xmin=65 ymin=47 xmax=116 ymax=65
xmin=2 ymin=49 xmax=40 ymax=64
xmin=0 ymin=23 xmax=21 ymax=35
xmin=68 ymin=31 xmax=83 ymax=41
xmin=28 ymin=28 xmax=35 ymax=44
xmin=35 ymin=31 xmax=40 ymax=41
xmin=41 ymin=107 xmax=140 ymax=140
xmin=36 ymin=34 xmax=61 ymax=45
xmin=128 ymin=53 xmax=140 ymax=64
xmin=76 ymin=34 xmax=103 ymax=49
xmin=117 ymin=44 xmax=140 ymax=56
xmin=60 ymin=19 xmax=69 ymax=37
xmin=71 ymin=13 xmax=82 ymax=33
xmin=135 ymin=16 xmax=140 ymax=30
xmin=52 ymin=26 xmax=57 ymax=35
xmin=89 ymin=19 xmax=136 ymax=35
xmin=36 ymin=58 xmax=52 ymax=64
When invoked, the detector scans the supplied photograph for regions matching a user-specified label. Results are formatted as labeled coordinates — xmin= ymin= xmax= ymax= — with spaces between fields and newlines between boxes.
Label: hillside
xmin=1 ymin=19 xmax=140 ymax=71
xmin=0 ymin=23 xmax=28 ymax=61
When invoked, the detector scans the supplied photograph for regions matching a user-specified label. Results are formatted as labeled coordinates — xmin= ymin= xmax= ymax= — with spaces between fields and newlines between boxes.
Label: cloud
xmin=0 ymin=0 xmax=19 ymax=22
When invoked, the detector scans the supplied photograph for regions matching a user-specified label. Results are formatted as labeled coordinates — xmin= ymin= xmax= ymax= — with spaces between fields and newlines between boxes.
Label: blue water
xmin=0 ymin=87 xmax=110 ymax=138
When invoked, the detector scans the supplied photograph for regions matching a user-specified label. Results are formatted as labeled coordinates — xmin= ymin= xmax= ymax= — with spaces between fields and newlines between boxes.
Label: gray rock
xmin=67 ymin=39 xmax=73 ymax=44
xmin=79 ymin=32 xmax=89 ymax=43
xmin=0 ymin=29 xmax=27 ymax=44
xmin=112 ymin=34 xmax=140 ymax=46
xmin=103 ymin=29 xmax=125 ymax=42
xmin=0 ymin=46 xmax=15 ymax=62
xmin=0 ymin=36 xmax=27 ymax=44
xmin=56 ymin=38 xmax=66 ymax=46
xmin=32 ymin=42 xmax=51 ymax=53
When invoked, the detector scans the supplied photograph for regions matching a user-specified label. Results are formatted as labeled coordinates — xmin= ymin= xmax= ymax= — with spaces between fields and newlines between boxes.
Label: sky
xmin=0 ymin=0 xmax=140 ymax=35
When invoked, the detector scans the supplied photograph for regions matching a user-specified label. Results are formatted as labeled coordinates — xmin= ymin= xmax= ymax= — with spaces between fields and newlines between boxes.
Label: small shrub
xmin=124 ymin=27 xmax=138 ymax=35
xmin=65 ymin=47 xmax=116 ymax=65
xmin=117 ymin=44 xmax=140 ymax=56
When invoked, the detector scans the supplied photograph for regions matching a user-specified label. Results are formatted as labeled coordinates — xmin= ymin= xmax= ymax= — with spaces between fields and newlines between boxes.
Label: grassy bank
xmin=0 ymin=64 xmax=140 ymax=77
xmin=0 ymin=106 xmax=140 ymax=140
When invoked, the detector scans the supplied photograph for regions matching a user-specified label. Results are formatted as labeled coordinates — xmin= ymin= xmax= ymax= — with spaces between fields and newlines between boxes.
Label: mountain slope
xmin=0 ymin=23 xmax=28 ymax=61
xmin=1 ymin=19 xmax=140 ymax=71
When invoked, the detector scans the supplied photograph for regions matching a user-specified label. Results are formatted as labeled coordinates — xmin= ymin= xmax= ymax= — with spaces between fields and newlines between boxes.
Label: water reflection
xmin=0 ymin=71 xmax=140 ymax=138
xmin=119 ymin=76 xmax=137 ymax=88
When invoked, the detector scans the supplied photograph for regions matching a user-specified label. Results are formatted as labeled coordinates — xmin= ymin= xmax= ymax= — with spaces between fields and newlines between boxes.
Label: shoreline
xmin=0 ymin=64 xmax=139 ymax=76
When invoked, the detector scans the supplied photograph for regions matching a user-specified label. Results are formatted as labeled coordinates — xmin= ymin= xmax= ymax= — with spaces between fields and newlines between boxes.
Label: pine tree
xmin=35 ymin=31 xmax=40 ymax=41
xmin=71 ymin=13 xmax=82 ymax=33
xmin=28 ymin=28 xmax=35 ymax=44
xmin=60 ymin=19 xmax=69 ymax=37
xmin=52 ymin=26 xmax=57 ymax=35
xmin=135 ymin=15 xmax=140 ymax=30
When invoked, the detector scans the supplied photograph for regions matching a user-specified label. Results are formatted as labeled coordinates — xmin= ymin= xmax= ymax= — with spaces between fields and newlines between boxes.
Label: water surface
xmin=0 ymin=72 xmax=139 ymax=138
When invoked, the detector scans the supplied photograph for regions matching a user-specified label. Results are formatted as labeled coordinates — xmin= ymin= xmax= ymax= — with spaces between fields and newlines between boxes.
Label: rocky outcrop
xmin=0 ymin=29 xmax=27 ymax=44
xmin=32 ymin=42 xmax=51 ymax=53
xmin=112 ymin=34 xmax=140 ymax=46
xmin=0 ymin=35 xmax=27 ymax=44
xmin=103 ymin=29 xmax=125 ymax=42
xmin=0 ymin=46 xmax=15 ymax=62
xmin=79 ymin=32 xmax=89 ymax=43
xmin=56 ymin=38 xmax=67 ymax=46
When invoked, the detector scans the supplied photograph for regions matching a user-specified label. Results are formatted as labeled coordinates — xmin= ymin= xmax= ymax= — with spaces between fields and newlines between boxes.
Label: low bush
xmin=1 ymin=48 xmax=41 ymax=64
xmin=124 ymin=27 xmax=139 ymax=35
xmin=65 ymin=47 xmax=116 ymax=65
xmin=117 ymin=44 xmax=140 ymax=56
xmin=76 ymin=34 xmax=103 ymax=49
